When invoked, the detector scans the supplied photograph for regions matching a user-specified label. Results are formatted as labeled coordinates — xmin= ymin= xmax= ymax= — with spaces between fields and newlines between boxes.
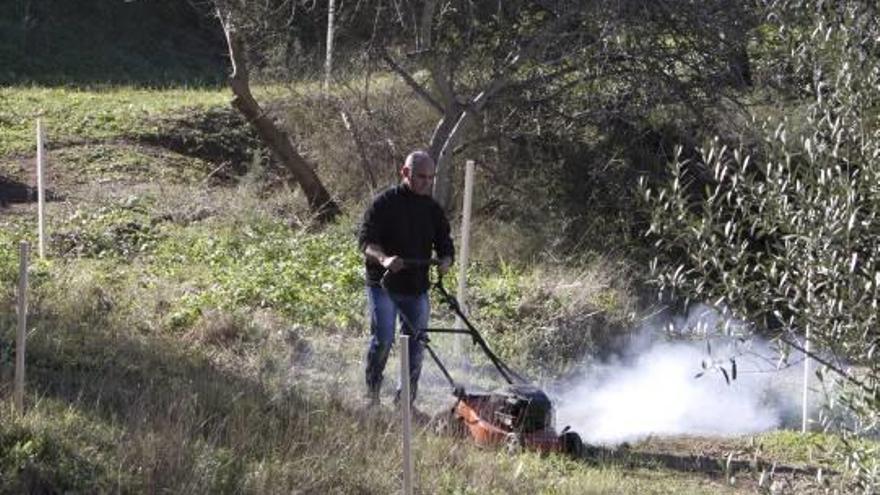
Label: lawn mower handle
xmin=379 ymin=258 xmax=527 ymax=387
xmin=429 ymin=271 xmax=526 ymax=386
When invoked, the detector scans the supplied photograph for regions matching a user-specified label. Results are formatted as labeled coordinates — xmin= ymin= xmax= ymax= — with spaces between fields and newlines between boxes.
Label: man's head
xmin=401 ymin=150 xmax=435 ymax=196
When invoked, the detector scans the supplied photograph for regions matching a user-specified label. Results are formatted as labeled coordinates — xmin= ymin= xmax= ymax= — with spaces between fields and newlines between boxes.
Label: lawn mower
xmin=382 ymin=259 xmax=584 ymax=457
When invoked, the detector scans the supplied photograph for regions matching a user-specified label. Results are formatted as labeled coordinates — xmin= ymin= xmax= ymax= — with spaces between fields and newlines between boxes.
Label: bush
xmin=643 ymin=1 xmax=880 ymax=491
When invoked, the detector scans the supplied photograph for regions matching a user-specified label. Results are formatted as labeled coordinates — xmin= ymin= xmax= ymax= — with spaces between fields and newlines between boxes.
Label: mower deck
xmin=436 ymin=385 xmax=584 ymax=456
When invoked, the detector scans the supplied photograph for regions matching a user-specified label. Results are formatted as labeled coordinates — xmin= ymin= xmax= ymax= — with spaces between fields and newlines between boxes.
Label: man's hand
xmin=381 ymin=255 xmax=405 ymax=273
xmin=438 ymin=256 xmax=452 ymax=275
xmin=365 ymin=244 xmax=404 ymax=272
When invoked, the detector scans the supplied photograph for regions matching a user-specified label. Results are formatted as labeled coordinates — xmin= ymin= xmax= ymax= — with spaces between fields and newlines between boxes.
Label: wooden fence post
xmin=400 ymin=334 xmax=413 ymax=495
xmin=15 ymin=241 xmax=29 ymax=414
xmin=36 ymin=119 xmax=46 ymax=260
xmin=802 ymin=327 xmax=811 ymax=433
xmin=454 ymin=160 xmax=475 ymax=357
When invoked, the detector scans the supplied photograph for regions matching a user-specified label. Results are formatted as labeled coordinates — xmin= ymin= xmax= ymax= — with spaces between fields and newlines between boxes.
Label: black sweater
xmin=358 ymin=184 xmax=455 ymax=294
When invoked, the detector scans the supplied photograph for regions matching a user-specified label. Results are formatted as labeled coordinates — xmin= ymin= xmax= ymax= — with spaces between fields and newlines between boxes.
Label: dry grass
xmin=0 ymin=83 xmax=845 ymax=494
xmin=0 ymin=213 xmax=748 ymax=493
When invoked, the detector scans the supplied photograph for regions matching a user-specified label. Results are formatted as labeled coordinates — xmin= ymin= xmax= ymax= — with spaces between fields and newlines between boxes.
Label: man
xmin=358 ymin=150 xmax=454 ymax=406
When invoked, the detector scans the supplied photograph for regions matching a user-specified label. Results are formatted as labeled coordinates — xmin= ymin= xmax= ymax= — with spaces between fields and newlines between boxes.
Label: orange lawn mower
xmin=383 ymin=259 xmax=585 ymax=457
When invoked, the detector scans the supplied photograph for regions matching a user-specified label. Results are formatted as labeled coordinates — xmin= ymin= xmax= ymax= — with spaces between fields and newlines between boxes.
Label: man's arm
xmin=359 ymin=192 xmax=404 ymax=272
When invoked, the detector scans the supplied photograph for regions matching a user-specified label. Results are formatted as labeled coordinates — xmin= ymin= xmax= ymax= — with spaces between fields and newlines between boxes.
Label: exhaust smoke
xmin=555 ymin=305 xmax=814 ymax=445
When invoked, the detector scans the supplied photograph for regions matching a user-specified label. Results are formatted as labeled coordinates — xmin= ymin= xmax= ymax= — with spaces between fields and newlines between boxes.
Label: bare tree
xmin=214 ymin=1 xmax=341 ymax=223
xmin=373 ymin=0 xmax=757 ymax=209
xmin=373 ymin=2 xmax=585 ymax=208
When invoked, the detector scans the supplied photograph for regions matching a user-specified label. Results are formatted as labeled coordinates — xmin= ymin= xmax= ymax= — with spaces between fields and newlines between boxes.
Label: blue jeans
xmin=365 ymin=286 xmax=429 ymax=402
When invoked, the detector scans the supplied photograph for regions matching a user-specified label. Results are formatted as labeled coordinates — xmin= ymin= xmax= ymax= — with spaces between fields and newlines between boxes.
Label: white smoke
xmin=554 ymin=305 xmax=815 ymax=445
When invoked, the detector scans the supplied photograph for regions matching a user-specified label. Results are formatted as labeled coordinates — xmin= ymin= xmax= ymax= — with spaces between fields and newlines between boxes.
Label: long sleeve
xmin=358 ymin=193 xmax=386 ymax=252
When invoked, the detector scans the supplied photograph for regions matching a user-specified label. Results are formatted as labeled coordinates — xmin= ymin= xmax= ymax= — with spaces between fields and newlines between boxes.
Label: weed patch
xmin=152 ymin=218 xmax=364 ymax=332
xmin=49 ymin=144 xmax=213 ymax=186
xmin=468 ymin=260 xmax=635 ymax=372
xmin=49 ymin=200 xmax=159 ymax=259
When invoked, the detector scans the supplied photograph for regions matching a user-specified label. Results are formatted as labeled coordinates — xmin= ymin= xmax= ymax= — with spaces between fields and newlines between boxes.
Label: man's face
xmin=403 ymin=161 xmax=436 ymax=196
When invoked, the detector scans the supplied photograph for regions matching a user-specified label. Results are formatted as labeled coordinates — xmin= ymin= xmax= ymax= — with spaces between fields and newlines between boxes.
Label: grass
xmin=467 ymin=259 xmax=635 ymax=371
xmin=0 ymin=83 xmax=872 ymax=494
xmin=0 ymin=86 xmax=228 ymax=157
xmin=0 ymin=397 xmax=745 ymax=494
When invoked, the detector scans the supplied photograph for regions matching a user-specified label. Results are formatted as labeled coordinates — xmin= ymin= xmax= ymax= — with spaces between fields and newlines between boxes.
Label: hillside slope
xmin=0 ymin=85 xmax=849 ymax=494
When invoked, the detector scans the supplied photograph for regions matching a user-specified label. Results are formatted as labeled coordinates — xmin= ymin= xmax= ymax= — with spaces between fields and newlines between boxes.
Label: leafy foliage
xmin=153 ymin=218 xmax=364 ymax=331
xmin=0 ymin=405 xmax=126 ymax=494
xmin=643 ymin=1 xmax=880 ymax=491
xmin=50 ymin=200 xmax=159 ymax=259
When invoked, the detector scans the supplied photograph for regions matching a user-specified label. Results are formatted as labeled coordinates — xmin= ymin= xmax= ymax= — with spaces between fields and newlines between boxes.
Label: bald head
xmin=405 ymin=150 xmax=434 ymax=170
xmin=402 ymin=150 xmax=436 ymax=196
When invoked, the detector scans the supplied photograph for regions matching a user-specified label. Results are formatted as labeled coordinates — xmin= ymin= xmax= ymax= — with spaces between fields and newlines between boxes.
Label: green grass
xmin=751 ymin=430 xmax=879 ymax=472
xmin=47 ymin=144 xmax=212 ymax=184
xmin=0 ymin=199 xmax=720 ymax=492
xmin=0 ymin=398 xmax=747 ymax=494
xmin=468 ymin=259 xmax=634 ymax=370
xmin=150 ymin=215 xmax=365 ymax=332
xmin=0 ymin=202 xmax=788 ymax=494
xmin=0 ymin=86 xmax=229 ymax=157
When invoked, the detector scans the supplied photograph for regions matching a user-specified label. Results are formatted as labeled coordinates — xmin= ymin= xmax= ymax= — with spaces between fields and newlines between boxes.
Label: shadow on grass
xmin=0 ymin=304 xmax=311 ymax=492
xmin=580 ymin=443 xmax=826 ymax=478
xmin=0 ymin=175 xmax=63 ymax=206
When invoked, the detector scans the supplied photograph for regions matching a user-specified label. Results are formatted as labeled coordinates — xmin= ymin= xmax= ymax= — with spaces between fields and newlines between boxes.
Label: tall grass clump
xmin=467 ymin=257 xmax=636 ymax=374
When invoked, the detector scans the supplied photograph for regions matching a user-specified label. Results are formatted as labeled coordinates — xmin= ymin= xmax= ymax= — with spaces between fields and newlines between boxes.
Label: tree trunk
xmin=429 ymin=84 xmax=503 ymax=210
xmin=20 ymin=0 xmax=33 ymax=52
xmin=218 ymin=8 xmax=340 ymax=224
xmin=727 ymin=47 xmax=753 ymax=89
xmin=429 ymin=108 xmax=467 ymax=210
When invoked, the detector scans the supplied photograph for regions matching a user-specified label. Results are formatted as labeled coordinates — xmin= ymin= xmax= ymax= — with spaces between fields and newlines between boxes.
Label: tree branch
xmin=339 ymin=106 xmax=378 ymax=191
xmin=379 ymin=47 xmax=444 ymax=114
xmin=418 ymin=0 xmax=437 ymax=51
xmin=778 ymin=333 xmax=875 ymax=396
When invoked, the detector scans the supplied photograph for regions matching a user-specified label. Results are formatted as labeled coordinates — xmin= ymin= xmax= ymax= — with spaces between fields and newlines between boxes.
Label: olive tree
xmin=643 ymin=1 xmax=879 ymax=490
